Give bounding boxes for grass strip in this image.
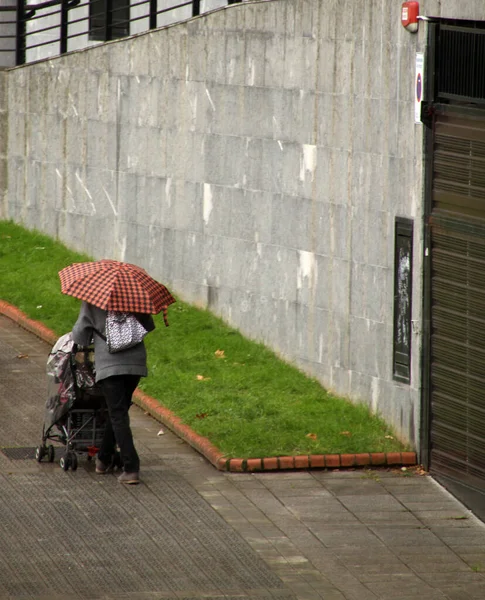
[0,220,409,458]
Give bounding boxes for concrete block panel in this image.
[263,34,285,89]
[170,178,202,232]
[186,30,209,82]
[200,232,225,288]
[440,0,485,20]
[348,315,379,377]
[270,87,293,142]
[6,113,25,160]
[256,243,299,305]
[161,227,185,283]
[223,1,245,32]
[81,215,114,260]
[350,201,368,265]
[328,257,351,321]
[289,90,316,146]
[200,182,231,237]
[137,176,167,228]
[117,124,150,173]
[314,253,332,311]
[271,193,310,251]
[205,31,227,83]
[82,167,116,220]
[316,38,336,95]
[348,370,373,410]
[182,131,205,183]
[141,125,165,178]
[367,210,391,269]
[202,132,226,185]
[230,187,272,244]
[86,120,115,171]
[349,260,366,319]
[218,235,255,290]
[294,248,319,309]
[26,115,46,163]
[360,263,390,324]
[259,139,290,195]
[225,33,246,86]
[317,94,352,152]
[227,135,248,187]
[244,32,266,88]
[60,210,88,255]
[283,34,305,90]
[204,82,244,136]
[253,1,282,34]
[314,147,345,206]
[181,229,205,282]
[241,85,274,139]
[334,0,354,42]
[318,202,349,261]
[334,38,353,97]
[329,365,351,397]
[240,137,262,190]
[126,76,160,128]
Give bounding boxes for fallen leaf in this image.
[196,413,208,419]
[340,431,352,436]
[385,435,394,440]
[306,433,317,440]
[16,353,29,359]
[157,429,165,436]
[214,349,225,358]
[196,374,211,381]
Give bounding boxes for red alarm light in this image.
[401,1,419,33]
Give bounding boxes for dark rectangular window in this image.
[89,0,129,42]
[393,217,413,384]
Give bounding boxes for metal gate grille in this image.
[437,24,485,103]
[430,111,485,491]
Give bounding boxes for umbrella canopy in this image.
[59,260,176,324]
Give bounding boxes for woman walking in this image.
[72,301,155,484]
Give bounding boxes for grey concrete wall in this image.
[4,0,481,448]
[0,70,6,208]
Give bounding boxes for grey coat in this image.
[71,302,155,382]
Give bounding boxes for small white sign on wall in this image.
[415,52,425,123]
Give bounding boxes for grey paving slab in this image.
[2,314,485,600]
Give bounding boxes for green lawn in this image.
[0,220,409,458]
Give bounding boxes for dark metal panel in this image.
[429,109,485,496]
[393,218,414,384]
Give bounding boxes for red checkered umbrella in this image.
[59,260,176,325]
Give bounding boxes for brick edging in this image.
[0,300,58,346]
[0,301,418,472]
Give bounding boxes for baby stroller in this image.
[36,332,117,471]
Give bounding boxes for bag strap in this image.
[93,328,107,342]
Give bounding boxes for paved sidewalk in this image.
[1,315,485,600]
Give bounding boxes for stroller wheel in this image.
[60,455,70,471]
[70,452,78,471]
[35,446,45,463]
[47,445,55,463]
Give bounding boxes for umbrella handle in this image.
[163,306,169,327]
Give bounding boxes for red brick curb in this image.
[0,300,58,346]
[0,301,418,472]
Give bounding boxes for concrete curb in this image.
[0,301,418,472]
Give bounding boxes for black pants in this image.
[98,375,140,473]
